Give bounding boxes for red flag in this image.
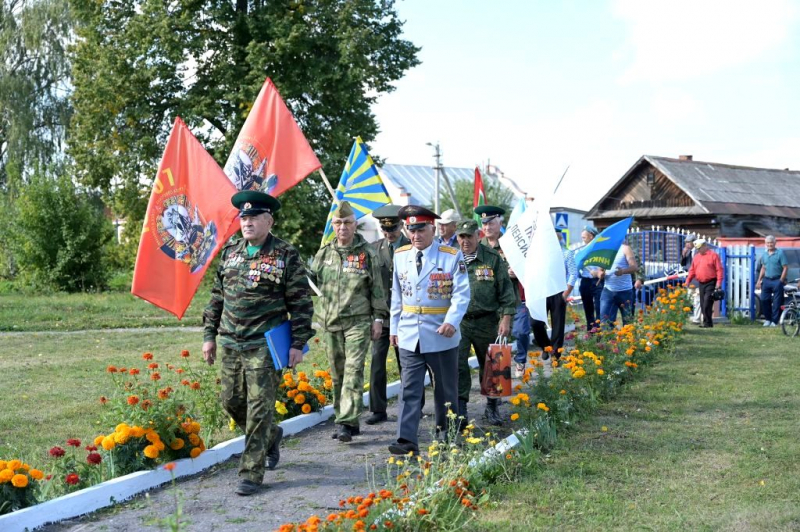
[223,78,322,197]
[132,117,239,319]
[473,167,486,224]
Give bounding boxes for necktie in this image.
[416,251,423,274]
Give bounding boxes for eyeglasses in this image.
[332,220,355,227]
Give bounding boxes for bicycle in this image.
[779,279,800,337]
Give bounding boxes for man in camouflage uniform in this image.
[455,219,515,426]
[365,205,409,425]
[310,201,388,442]
[203,190,314,496]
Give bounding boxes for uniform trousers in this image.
[396,344,459,446]
[221,344,281,483]
[323,319,371,427]
[457,314,499,405]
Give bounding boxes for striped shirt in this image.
[604,247,633,292]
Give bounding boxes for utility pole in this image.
[427,142,441,214]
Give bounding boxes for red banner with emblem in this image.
[222,77,322,197]
[132,117,239,319]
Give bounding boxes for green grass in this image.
[0,330,335,462]
[0,290,210,331]
[471,323,800,531]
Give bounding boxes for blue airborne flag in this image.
[573,217,633,271]
[321,137,391,245]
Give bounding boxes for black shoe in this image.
[388,440,419,456]
[484,399,504,426]
[365,412,388,425]
[266,426,283,470]
[541,351,550,361]
[337,424,360,443]
[458,399,469,431]
[235,479,261,496]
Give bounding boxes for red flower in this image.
[148,363,159,370]
[66,438,81,447]
[106,365,118,373]
[118,367,127,373]
[85,445,98,452]
[141,399,153,411]
[127,395,140,406]
[86,453,102,465]
[99,396,108,405]
[190,382,201,390]
[181,379,190,386]
[157,388,170,400]
[49,446,66,458]
[150,372,161,381]
[142,352,154,360]
[176,368,185,374]
[65,473,80,485]
[163,462,176,471]
[129,368,141,376]
[180,350,190,358]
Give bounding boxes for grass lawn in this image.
[0,328,393,462]
[0,290,209,331]
[471,323,800,531]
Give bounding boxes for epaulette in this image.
[438,245,458,255]
[396,244,412,253]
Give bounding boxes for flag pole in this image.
[552,165,570,195]
[317,168,337,200]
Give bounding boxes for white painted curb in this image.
[1,357,480,531]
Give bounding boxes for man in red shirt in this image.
[684,239,724,328]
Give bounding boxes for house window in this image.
[646,171,655,187]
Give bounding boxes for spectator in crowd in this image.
[436,209,461,247]
[681,234,702,324]
[755,235,789,327]
[577,225,603,331]
[598,242,639,328]
[684,239,724,328]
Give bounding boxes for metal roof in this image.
[380,164,474,206]
[588,155,800,218]
[648,156,800,209]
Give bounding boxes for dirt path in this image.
[40,373,525,532]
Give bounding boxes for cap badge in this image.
[243,202,252,210]
[409,216,417,223]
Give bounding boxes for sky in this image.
[370,0,800,211]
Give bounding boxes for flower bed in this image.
[1,349,334,517]
[277,286,691,531]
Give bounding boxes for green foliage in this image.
[0,0,72,193]
[8,173,114,291]
[68,0,421,256]
[438,176,515,219]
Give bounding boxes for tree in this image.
[68,0,420,257]
[437,177,516,221]
[9,173,114,291]
[0,0,72,194]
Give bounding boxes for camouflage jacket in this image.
[464,244,517,318]
[371,233,410,310]
[480,236,521,304]
[309,233,388,331]
[203,234,315,350]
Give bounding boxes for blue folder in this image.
[264,321,309,370]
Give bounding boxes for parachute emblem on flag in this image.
[152,193,218,273]
[224,141,278,193]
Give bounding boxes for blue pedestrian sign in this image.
[554,212,569,229]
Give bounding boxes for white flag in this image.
[499,198,566,322]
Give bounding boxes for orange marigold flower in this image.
[317,395,327,405]
[358,509,369,518]
[170,438,185,450]
[294,394,306,405]
[127,395,140,406]
[327,514,339,522]
[190,447,202,459]
[144,445,159,459]
[142,352,154,360]
[301,404,312,414]
[163,462,176,471]
[106,365,118,373]
[180,350,190,358]
[29,468,44,480]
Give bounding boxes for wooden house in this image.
[586,155,800,238]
